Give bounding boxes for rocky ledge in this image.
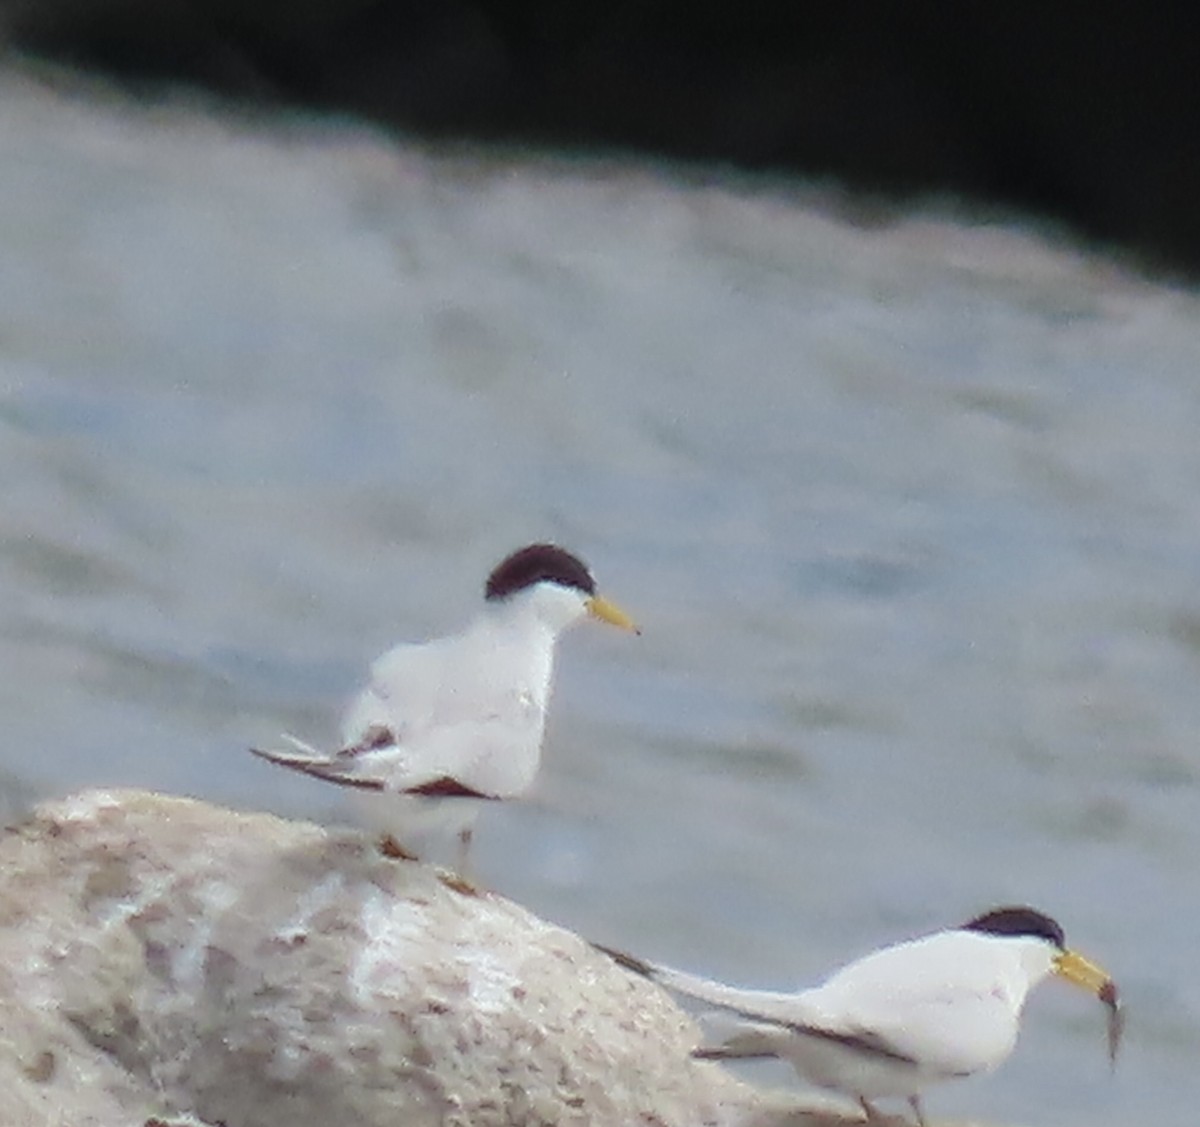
[0,788,861,1127]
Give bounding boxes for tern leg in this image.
[456,826,474,877]
[436,827,482,896]
[859,1098,882,1123]
[907,1096,927,1127]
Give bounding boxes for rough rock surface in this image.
[0,789,851,1127]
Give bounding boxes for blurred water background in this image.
[2,63,1197,1127]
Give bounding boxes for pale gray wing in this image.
[595,945,819,1027]
[598,937,1015,1075]
[692,1014,798,1061]
[654,975,914,1064]
[336,633,544,797]
[797,934,1021,1076]
[341,636,449,747]
[248,729,464,794]
[799,986,1016,1076]
[593,946,864,1062]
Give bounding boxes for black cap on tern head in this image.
[485,544,596,602]
[961,906,1066,949]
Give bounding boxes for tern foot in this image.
[378,834,419,861]
[858,1099,887,1124]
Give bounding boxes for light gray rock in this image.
[0,789,855,1127]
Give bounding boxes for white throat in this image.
[982,935,1058,1016]
[487,581,590,638]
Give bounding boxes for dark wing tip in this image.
[249,747,387,791]
[782,1022,920,1066]
[403,776,498,799]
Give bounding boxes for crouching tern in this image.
[251,543,638,870]
[596,906,1121,1126]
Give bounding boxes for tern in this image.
[251,543,638,871]
[596,906,1121,1125]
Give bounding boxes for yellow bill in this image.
[587,595,641,634]
[1055,949,1123,1069]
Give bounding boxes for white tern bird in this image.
[252,543,638,874]
[596,905,1121,1126]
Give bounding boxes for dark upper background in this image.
[2,1,1197,276]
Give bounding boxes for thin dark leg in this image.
[436,827,481,896]
[456,826,473,877]
[908,1096,927,1127]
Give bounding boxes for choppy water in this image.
[3,64,1199,1127]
